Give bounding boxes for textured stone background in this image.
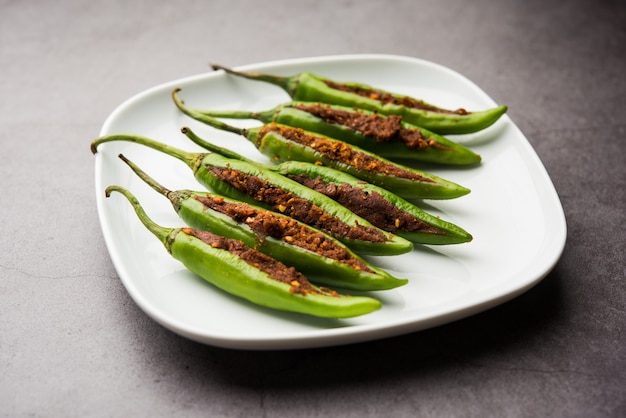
[1,0,624,416]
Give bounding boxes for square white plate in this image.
[94,54,566,350]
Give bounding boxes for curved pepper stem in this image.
[181,127,279,173]
[91,133,204,173]
[172,88,247,137]
[172,87,274,122]
[198,108,266,121]
[105,185,174,247]
[117,154,188,211]
[180,126,254,163]
[211,64,297,96]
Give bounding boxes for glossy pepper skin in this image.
[91,133,413,256]
[211,64,507,135]
[187,100,481,166]
[104,185,382,318]
[172,91,469,200]
[117,153,407,290]
[176,131,472,246]
[274,161,473,245]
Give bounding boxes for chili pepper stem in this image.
[105,185,173,246]
[173,88,269,122]
[181,127,281,174]
[180,126,255,163]
[200,108,262,121]
[117,153,186,211]
[211,64,294,94]
[172,88,247,137]
[91,133,204,173]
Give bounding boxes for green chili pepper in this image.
[105,185,382,318]
[91,133,413,256]
[274,161,473,245]
[182,99,481,165]
[172,92,469,200]
[117,153,407,290]
[211,64,507,135]
[178,130,472,245]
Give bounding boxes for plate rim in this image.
[94,53,567,350]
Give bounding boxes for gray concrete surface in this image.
[1,0,624,416]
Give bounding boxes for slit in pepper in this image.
[208,167,388,243]
[324,81,469,115]
[293,103,452,151]
[194,195,374,272]
[287,175,445,235]
[258,125,435,183]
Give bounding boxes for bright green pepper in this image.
[117,153,407,290]
[178,130,472,246]
[91,133,413,256]
[172,93,469,200]
[211,64,507,135]
[274,161,473,245]
[179,98,481,165]
[105,185,382,318]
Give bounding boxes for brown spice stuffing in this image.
[208,167,388,243]
[194,195,373,272]
[324,81,469,115]
[295,103,402,142]
[293,103,452,151]
[259,124,435,183]
[289,175,445,235]
[183,228,324,295]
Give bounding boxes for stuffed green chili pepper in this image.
[179,129,472,246]
[211,64,507,135]
[172,92,469,200]
[91,133,413,256]
[105,185,381,318]
[274,161,473,245]
[117,153,407,290]
[178,98,481,165]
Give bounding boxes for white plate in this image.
[94,54,566,350]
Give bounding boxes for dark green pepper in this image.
[172,92,470,200]
[180,98,481,165]
[117,153,407,290]
[105,185,382,318]
[211,64,507,135]
[178,130,472,246]
[91,133,413,256]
